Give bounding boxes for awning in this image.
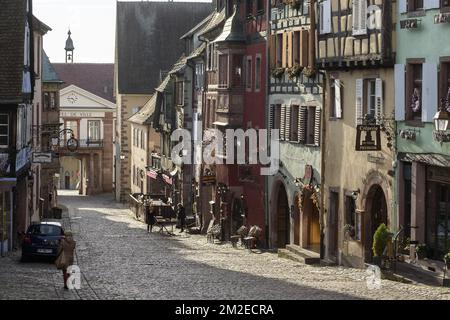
[398,152,450,168]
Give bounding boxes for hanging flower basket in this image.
[287,63,303,79]
[411,88,421,113]
[271,67,285,79]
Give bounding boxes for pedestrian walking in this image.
[145,201,156,233]
[177,203,186,233]
[55,231,76,289]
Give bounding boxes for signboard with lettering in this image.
[32,152,52,164]
[400,19,419,29]
[355,125,381,151]
[60,111,104,118]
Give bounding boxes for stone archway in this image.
[363,184,389,262]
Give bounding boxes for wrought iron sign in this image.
[356,125,381,151]
[435,13,450,24]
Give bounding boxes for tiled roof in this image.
[42,52,62,83]
[128,94,156,125]
[0,0,26,103]
[52,63,115,102]
[116,1,212,95]
[198,8,226,38]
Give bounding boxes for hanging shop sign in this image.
[66,138,79,152]
[400,19,420,29]
[435,13,450,24]
[355,125,381,151]
[32,152,53,164]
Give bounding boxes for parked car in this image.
[21,221,65,262]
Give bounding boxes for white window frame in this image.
[0,114,9,148]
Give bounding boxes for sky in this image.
[34,0,211,64]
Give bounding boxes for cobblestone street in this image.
[1,191,449,300]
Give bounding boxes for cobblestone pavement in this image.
[1,191,449,300]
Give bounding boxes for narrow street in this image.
[0,191,449,300]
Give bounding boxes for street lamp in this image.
[433,99,450,143]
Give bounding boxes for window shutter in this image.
[287,32,293,68]
[314,108,321,147]
[299,29,309,67]
[424,0,440,10]
[280,104,286,140]
[282,32,287,68]
[355,78,363,126]
[399,0,407,13]
[422,63,438,123]
[352,0,367,36]
[375,78,383,124]
[320,0,332,34]
[395,64,406,121]
[270,35,277,69]
[298,106,307,144]
[335,79,342,119]
[285,104,291,141]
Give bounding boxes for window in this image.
[442,0,450,12]
[345,195,358,240]
[195,63,204,89]
[276,34,283,68]
[290,105,299,142]
[87,120,100,141]
[330,79,342,119]
[408,0,424,12]
[65,120,78,140]
[0,114,9,148]
[43,92,56,110]
[356,78,383,125]
[140,130,144,149]
[256,0,264,14]
[175,81,184,105]
[255,55,261,91]
[352,0,367,36]
[219,54,229,88]
[406,62,423,121]
[440,60,450,102]
[232,55,243,87]
[245,56,252,90]
[207,44,217,71]
[319,0,331,34]
[306,106,316,145]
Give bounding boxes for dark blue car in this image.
[21,222,65,262]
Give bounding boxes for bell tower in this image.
[65,30,75,63]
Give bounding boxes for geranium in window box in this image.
[271,67,285,79]
[287,63,303,79]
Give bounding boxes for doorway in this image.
[328,190,339,259]
[294,195,300,246]
[65,174,70,190]
[276,184,290,248]
[365,184,388,262]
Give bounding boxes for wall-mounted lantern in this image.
[433,99,450,143]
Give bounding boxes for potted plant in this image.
[415,244,427,260]
[372,223,390,266]
[287,63,303,79]
[444,253,450,268]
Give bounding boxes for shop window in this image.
[0,114,9,148]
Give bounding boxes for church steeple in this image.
[65,30,74,63]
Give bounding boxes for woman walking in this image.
[55,231,76,289]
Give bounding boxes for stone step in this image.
[278,245,321,265]
[285,244,321,265]
[278,249,307,264]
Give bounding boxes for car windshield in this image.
[28,224,62,236]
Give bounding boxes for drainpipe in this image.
[264,0,270,249]
[319,69,326,260]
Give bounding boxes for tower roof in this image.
[213,5,245,43]
[65,30,74,51]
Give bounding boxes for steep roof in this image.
[52,63,115,102]
[0,0,26,103]
[128,94,157,125]
[42,52,62,83]
[116,1,212,95]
